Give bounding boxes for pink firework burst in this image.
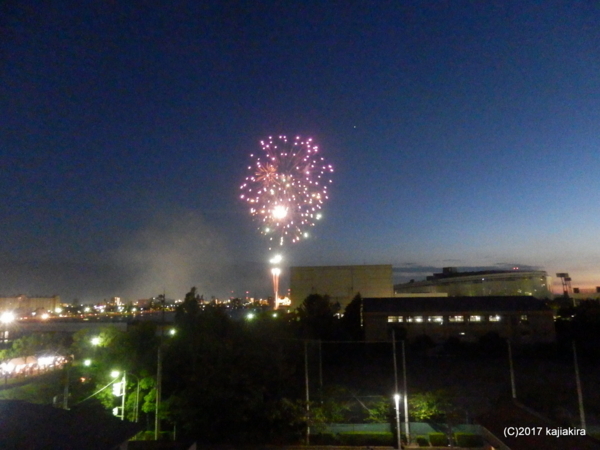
[240,135,334,248]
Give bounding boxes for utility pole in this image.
[392,330,402,448]
[63,358,71,410]
[121,371,127,420]
[155,339,162,439]
[394,394,401,450]
[318,339,323,404]
[402,340,410,444]
[304,340,310,445]
[573,341,586,431]
[135,378,140,422]
[155,292,165,440]
[507,340,517,399]
[392,329,399,393]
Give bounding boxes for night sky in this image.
[2,1,600,302]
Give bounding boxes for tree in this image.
[296,294,340,340]
[175,287,201,325]
[408,390,451,421]
[309,385,353,430]
[365,396,393,423]
[340,293,363,340]
[69,323,159,425]
[164,293,305,444]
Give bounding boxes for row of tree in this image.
[3,292,598,443]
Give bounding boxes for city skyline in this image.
[1,1,600,302]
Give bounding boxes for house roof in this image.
[362,296,552,314]
[0,400,142,450]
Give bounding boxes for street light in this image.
[394,393,402,450]
[110,370,126,421]
[1,312,15,343]
[0,311,15,324]
[91,336,101,346]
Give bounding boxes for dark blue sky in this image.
[1,1,599,302]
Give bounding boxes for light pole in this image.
[155,343,162,439]
[394,393,402,450]
[111,370,124,419]
[304,340,310,446]
[573,341,586,431]
[507,339,517,399]
[401,340,410,443]
[121,371,127,421]
[63,356,73,410]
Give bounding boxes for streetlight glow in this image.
[0,312,15,324]
[393,393,401,450]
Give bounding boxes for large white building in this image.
[394,267,552,299]
[289,264,393,309]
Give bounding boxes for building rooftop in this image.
[0,400,141,450]
[424,267,547,282]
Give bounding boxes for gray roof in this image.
[0,400,142,450]
[363,296,552,314]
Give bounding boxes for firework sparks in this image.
[240,135,334,248]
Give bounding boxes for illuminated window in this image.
[520,315,528,321]
[406,316,423,323]
[489,315,501,322]
[428,316,444,323]
[448,315,464,322]
[469,315,482,322]
[387,316,403,323]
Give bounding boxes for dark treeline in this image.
[3,293,599,443]
[64,290,365,444]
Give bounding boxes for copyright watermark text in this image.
[503,427,586,438]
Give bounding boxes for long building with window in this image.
[0,295,60,316]
[394,267,552,298]
[363,296,556,344]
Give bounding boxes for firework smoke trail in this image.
[240,135,334,249]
